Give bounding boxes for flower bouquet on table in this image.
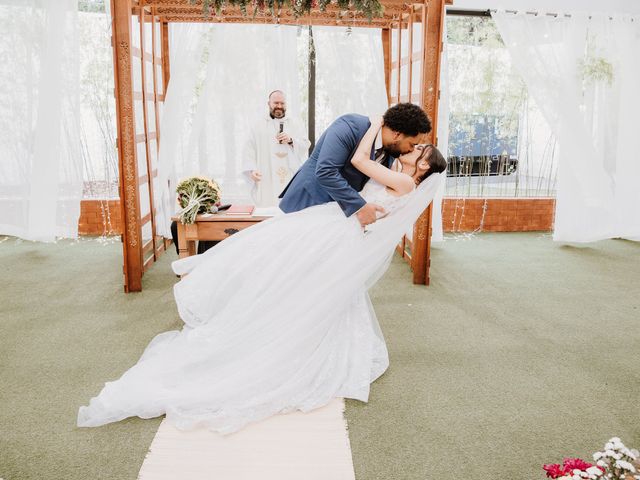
[543,438,639,480]
[176,176,221,224]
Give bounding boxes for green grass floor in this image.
[348,233,640,480]
[0,233,638,480]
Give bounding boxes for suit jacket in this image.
[279,114,393,217]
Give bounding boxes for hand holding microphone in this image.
[276,122,292,145]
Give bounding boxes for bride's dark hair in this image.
[415,144,447,185]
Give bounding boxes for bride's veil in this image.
[331,172,444,292]
[362,172,443,288]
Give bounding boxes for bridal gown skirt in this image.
[78,203,390,434]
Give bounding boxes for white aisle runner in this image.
[138,398,356,480]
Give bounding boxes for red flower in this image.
[543,463,569,478]
[563,458,593,471]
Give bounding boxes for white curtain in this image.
[156,24,301,237]
[431,17,449,243]
[0,0,82,241]
[313,27,388,135]
[493,11,640,242]
[155,23,209,237]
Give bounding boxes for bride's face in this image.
[398,145,428,173]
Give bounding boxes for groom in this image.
[279,103,431,226]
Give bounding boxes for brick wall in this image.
[78,200,123,235]
[443,198,555,232]
[78,198,556,235]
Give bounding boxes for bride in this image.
[78,117,447,434]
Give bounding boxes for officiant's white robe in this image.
[242,114,310,207]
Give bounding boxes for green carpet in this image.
[0,233,638,480]
[0,237,180,480]
[347,233,640,480]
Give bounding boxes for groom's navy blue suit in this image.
[279,114,393,217]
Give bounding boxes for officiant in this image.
[242,90,310,207]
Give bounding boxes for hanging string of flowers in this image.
[191,0,384,20]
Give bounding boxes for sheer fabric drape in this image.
[313,27,388,135]
[0,0,82,241]
[493,11,640,242]
[155,25,391,237]
[155,24,302,236]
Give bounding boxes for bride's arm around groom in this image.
[279,114,377,217]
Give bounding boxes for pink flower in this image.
[563,458,594,471]
[544,464,569,478]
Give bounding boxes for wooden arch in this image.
[110,0,449,292]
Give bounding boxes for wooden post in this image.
[160,21,170,94]
[395,20,402,103]
[138,8,159,265]
[150,12,166,256]
[412,0,445,285]
[111,0,143,292]
[382,28,391,105]
[407,5,414,102]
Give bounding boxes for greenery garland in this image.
[191,0,384,20]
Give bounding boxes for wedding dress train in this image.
[78,177,441,433]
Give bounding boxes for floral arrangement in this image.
[191,0,384,20]
[176,176,221,225]
[543,438,639,480]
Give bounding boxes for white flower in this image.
[615,460,636,472]
[597,460,607,468]
[586,466,603,476]
[629,449,639,460]
[605,450,616,457]
[605,443,615,451]
[593,452,603,461]
[572,475,582,480]
[611,441,624,450]
[609,437,621,443]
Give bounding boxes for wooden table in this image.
[172,213,270,259]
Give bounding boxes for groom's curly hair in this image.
[383,103,432,137]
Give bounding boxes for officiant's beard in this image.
[271,107,286,118]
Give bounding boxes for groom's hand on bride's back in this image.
[356,203,385,227]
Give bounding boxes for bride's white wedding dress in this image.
[78,177,441,434]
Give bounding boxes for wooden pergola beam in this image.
[159,15,400,27]
[111,0,143,292]
[152,4,408,14]
[142,0,410,8]
[140,0,452,27]
[411,0,445,285]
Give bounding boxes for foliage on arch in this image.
[192,0,384,20]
